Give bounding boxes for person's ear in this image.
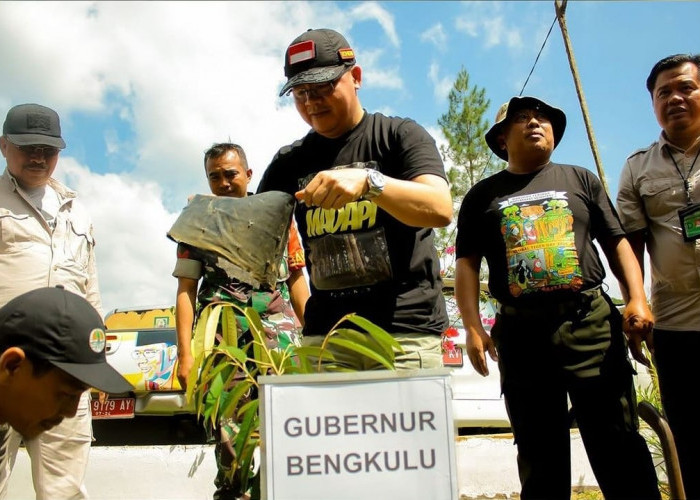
[0,347,27,376]
[0,136,8,159]
[350,66,362,90]
[246,169,253,182]
[497,134,507,153]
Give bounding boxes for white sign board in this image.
[259,369,457,500]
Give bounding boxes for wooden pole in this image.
[554,0,610,195]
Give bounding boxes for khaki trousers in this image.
[303,332,443,371]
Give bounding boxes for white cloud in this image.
[0,1,351,313]
[506,29,524,50]
[428,63,454,102]
[454,3,528,52]
[455,18,478,38]
[358,49,403,91]
[420,23,447,51]
[54,158,180,313]
[0,0,426,316]
[349,1,399,47]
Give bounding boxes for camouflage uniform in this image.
[173,222,304,499]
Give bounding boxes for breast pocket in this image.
[63,219,95,270]
[0,209,40,253]
[639,178,680,222]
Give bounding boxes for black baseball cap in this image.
[3,103,66,149]
[484,96,566,161]
[0,287,132,394]
[279,28,356,97]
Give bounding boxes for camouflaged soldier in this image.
[170,142,309,499]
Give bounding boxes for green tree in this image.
[436,67,504,276]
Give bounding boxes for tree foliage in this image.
[436,67,505,273]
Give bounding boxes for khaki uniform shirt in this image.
[617,134,700,330]
[0,169,102,313]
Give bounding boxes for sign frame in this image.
[259,368,458,500]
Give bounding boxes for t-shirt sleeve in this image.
[394,119,447,181]
[616,159,648,234]
[455,184,485,259]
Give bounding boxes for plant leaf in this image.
[340,314,404,357]
[219,380,253,420]
[327,337,395,370]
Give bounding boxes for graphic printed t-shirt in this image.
[456,162,624,307]
[258,111,449,337]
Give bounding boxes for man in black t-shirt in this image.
[257,28,452,369]
[454,96,660,499]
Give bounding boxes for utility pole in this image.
[554,0,610,195]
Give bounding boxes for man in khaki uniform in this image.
[0,104,101,500]
[617,53,700,498]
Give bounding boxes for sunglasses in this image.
[11,142,60,158]
[289,81,338,102]
[287,68,351,102]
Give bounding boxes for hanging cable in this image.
[519,16,557,96]
[439,12,558,264]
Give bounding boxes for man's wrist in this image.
[363,168,385,200]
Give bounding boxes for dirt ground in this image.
[461,486,670,500]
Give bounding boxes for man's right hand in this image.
[466,325,498,377]
[177,353,194,390]
[622,296,654,367]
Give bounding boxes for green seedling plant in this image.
[186,301,404,499]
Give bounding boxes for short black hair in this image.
[203,143,248,169]
[646,53,700,94]
[0,344,55,376]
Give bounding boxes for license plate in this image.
[91,397,135,419]
[442,345,464,367]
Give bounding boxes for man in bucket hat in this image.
[0,104,104,499]
[258,28,452,369]
[453,96,660,499]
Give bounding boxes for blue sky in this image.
[1,1,699,312]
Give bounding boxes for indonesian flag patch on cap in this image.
[288,40,316,66]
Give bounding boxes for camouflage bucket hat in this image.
[484,96,566,160]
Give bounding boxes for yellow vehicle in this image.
[91,306,194,419]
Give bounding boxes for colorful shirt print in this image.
[499,190,583,297]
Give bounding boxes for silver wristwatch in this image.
[364,168,385,200]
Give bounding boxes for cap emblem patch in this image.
[88,328,106,353]
[26,113,51,132]
[288,40,316,65]
[338,48,354,61]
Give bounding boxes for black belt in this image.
[497,286,603,318]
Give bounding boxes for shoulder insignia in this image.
[626,141,656,160]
